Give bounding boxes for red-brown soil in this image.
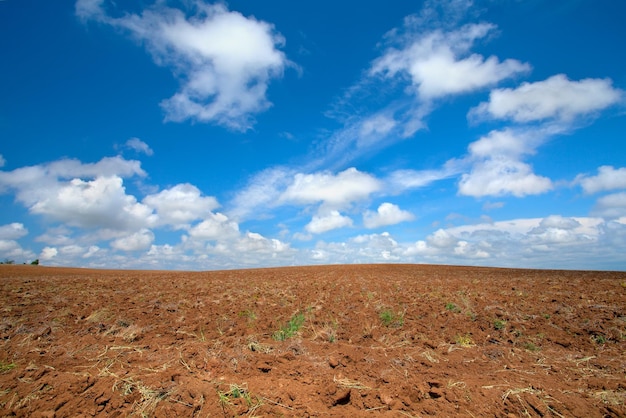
[0,264,625,417]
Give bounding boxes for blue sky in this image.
[1,0,625,270]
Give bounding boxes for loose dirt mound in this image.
[1,264,624,417]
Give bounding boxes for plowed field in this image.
[1,264,625,417]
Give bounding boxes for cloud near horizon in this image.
[0,152,625,270]
[0,155,294,267]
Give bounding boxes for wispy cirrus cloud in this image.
[76,0,292,130]
[228,166,295,221]
[124,138,154,156]
[315,1,529,171]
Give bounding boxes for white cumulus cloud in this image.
[459,156,552,198]
[233,232,291,255]
[0,239,35,261]
[459,129,552,197]
[592,192,626,219]
[576,166,626,195]
[0,157,153,232]
[30,176,155,230]
[371,23,530,100]
[76,0,291,130]
[280,167,381,209]
[188,212,240,241]
[0,156,145,215]
[470,74,623,123]
[305,210,353,234]
[467,128,536,158]
[527,216,590,245]
[363,202,415,228]
[40,246,58,261]
[111,229,155,252]
[0,223,28,240]
[144,183,219,228]
[313,232,400,263]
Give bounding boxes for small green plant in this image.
[379,309,404,328]
[0,361,16,373]
[217,383,261,414]
[272,312,305,341]
[591,334,606,344]
[523,341,540,352]
[238,309,256,320]
[315,318,338,343]
[445,303,461,313]
[494,319,507,330]
[229,384,251,404]
[379,309,393,325]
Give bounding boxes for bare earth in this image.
[1,264,625,417]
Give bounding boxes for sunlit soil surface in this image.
[1,264,625,417]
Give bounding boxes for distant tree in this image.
[30,259,39,266]
[2,259,15,265]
